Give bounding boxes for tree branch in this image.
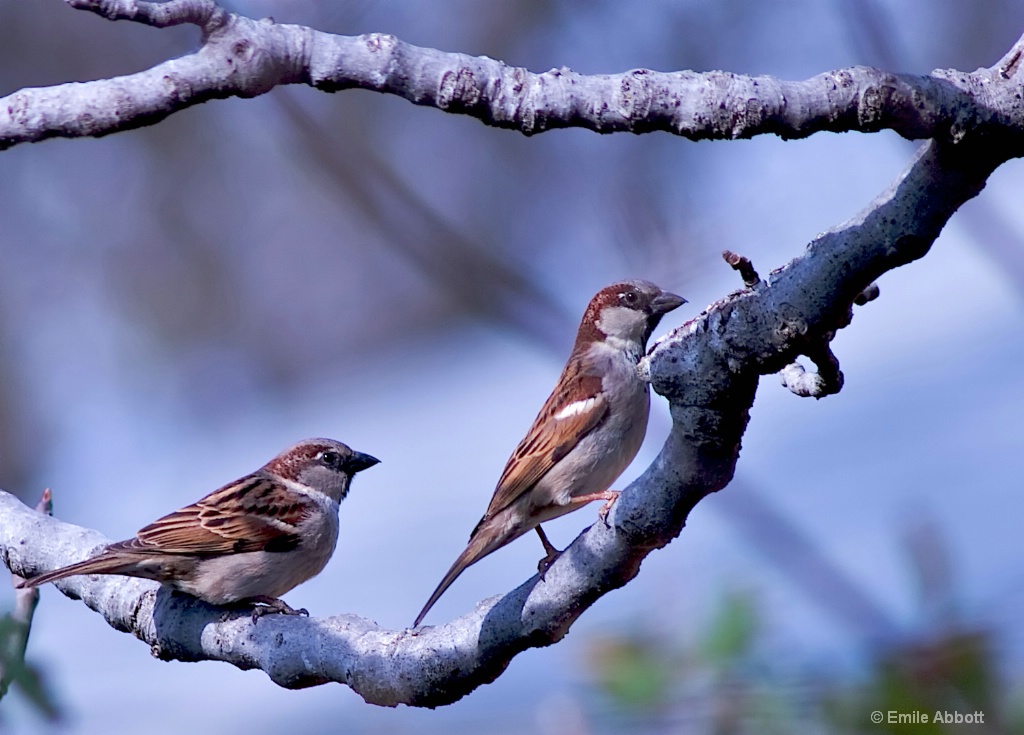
[1,0,1022,150]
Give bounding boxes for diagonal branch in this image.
[0,125,1013,704]
[1,0,1022,150]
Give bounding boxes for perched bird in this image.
[414,280,685,626]
[18,438,379,621]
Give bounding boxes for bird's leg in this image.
[535,525,561,577]
[569,489,621,526]
[247,595,309,624]
[535,490,622,578]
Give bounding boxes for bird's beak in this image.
[651,290,687,315]
[347,452,381,473]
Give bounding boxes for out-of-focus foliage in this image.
[824,628,1009,734]
[584,588,805,734]
[0,614,61,723]
[701,590,758,664]
[822,522,1023,734]
[587,632,678,711]
[585,524,1024,734]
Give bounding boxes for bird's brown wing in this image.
[477,360,607,529]
[110,474,312,556]
[415,357,609,627]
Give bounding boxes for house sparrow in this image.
[413,280,685,626]
[17,438,379,621]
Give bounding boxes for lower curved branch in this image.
[0,420,715,709]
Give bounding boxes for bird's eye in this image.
[620,291,640,306]
[319,450,342,468]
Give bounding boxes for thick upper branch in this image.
[0,1,1022,149]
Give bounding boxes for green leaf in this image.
[701,589,759,664]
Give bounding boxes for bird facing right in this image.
[414,280,686,626]
[17,438,379,621]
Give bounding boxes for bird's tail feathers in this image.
[15,553,138,589]
[413,523,512,628]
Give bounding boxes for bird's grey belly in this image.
[172,515,339,604]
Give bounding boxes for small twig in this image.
[854,282,880,306]
[780,341,844,399]
[0,490,53,704]
[779,281,874,399]
[1000,47,1023,80]
[722,250,761,288]
[34,489,52,517]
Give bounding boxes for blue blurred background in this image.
[2,0,1024,732]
